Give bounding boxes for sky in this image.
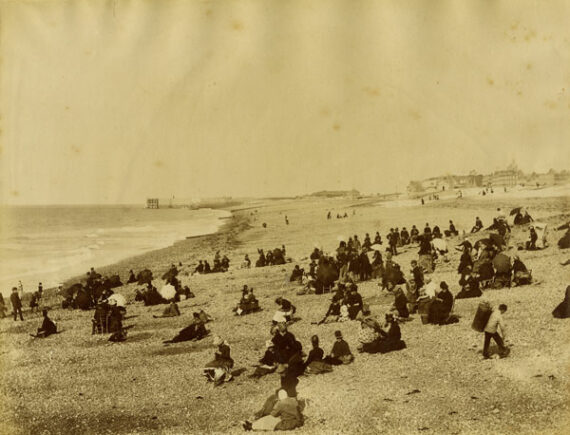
[1,0,569,205]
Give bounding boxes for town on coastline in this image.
[147,163,570,208]
[406,162,570,198]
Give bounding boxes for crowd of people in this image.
[3,202,570,433]
[255,246,287,267]
[193,251,231,274]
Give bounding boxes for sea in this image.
[0,205,231,296]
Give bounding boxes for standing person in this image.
[410,260,424,289]
[18,280,24,300]
[526,226,538,250]
[483,304,509,359]
[388,229,398,255]
[38,282,43,299]
[10,287,24,321]
[29,291,41,314]
[0,293,6,318]
[410,225,420,243]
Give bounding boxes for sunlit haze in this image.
[1,0,569,205]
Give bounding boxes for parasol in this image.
[107,294,126,308]
[159,284,176,300]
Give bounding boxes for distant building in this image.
[146,198,159,209]
[491,169,519,187]
[407,162,568,195]
[310,189,360,198]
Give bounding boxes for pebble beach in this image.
[1,188,569,434]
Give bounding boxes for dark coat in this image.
[10,293,22,309]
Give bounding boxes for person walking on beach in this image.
[11,287,24,321]
[483,304,509,359]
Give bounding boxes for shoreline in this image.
[59,209,248,290]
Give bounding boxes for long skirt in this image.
[252,415,280,431]
[306,360,333,374]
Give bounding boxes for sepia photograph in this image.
[1,1,569,433]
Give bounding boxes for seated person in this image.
[373,232,382,245]
[400,227,410,245]
[127,269,137,283]
[346,285,364,320]
[250,340,278,379]
[457,247,473,275]
[338,304,350,322]
[235,286,260,315]
[289,265,304,283]
[318,296,342,324]
[193,261,204,274]
[107,299,124,333]
[473,249,495,284]
[444,220,459,237]
[558,227,570,249]
[244,389,303,432]
[471,216,484,233]
[221,255,230,271]
[456,266,482,299]
[492,252,512,288]
[432,226,442,239]
[255,249,266,267]
[359,314,406,354]
[405,278,420,314]
[552,285,570,319]
[203,336,234,385]
[362,234,372,250]
[376,313,406,353]
[274,297,296,322]
[33,309,57,338]
[271,323,298,365]
[429,282,454,325]
[512,255,532,286]
[357,317,382,353]
[198,309,213,324]
[163,312,208,343]
[242,254,251,269]
[323,330,354,365]
[391,285,409,319]
[176,285,194,301]
[153,301,181,318]
[304,335,332,374]
[310,247,321,261]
